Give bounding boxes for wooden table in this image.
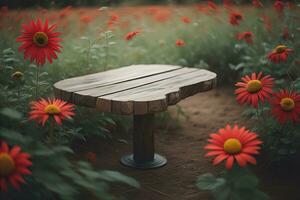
[54,65,217,169]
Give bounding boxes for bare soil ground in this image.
[76,87,300,200]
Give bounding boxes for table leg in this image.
[120,113,167,169]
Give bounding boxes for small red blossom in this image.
[274,0,284,12]
[176,40,185,46]
[154,10,171,22]
[124,30,140,41]
[229,12,243,26]
[207,1,217,10]
[235,72,274,108]
[110,14,120,22]
[80,15,93,23]
[268,45,293,64]
[237,31,254,44]
[271,90,300,124]
[181,16,191,24]
[107,14,120,28]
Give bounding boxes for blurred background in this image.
[0,0,295,8]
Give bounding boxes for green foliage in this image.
[0,107,140,200]
[196,167,269,200]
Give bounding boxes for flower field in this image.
[0,1,300,200]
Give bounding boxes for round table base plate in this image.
[120,154,167,169]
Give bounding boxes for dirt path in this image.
[77,87,299,200]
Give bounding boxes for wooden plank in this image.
[96,69,216,114]
[54,64,182,92]
[73,67,198,107]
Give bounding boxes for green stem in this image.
[87,39,91,71]
[49,118,55,144]
[17,80,21,101]
[35,66,40,99]
[105,32,109,70]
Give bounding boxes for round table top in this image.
[54,64,217,115]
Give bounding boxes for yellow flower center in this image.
[275,45,287,53]
[44,104,61,115]
[224,138,242,154]
[0,153,15,177]
[11,71,24,79]
[246,80,262,93]
[280,98,295,112]
[33,32,49,47]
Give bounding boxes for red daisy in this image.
[268,45,293,64]
[205,125,262,170]
[235,72,274,108]
[29,98,75,126]
[252,0,263,8]
[176,39,185,46]
[237,31,254,44]
[16,18,62,66]
[0,142,32,192]
[229,12,243,26]
[124,30,140,41]
[271,90,300,124]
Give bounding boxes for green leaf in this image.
[232,188,269,200]
[234,174,258,189]
[196,173,226,190]
[213,184,231,200]
[98,171,140,188]
[0,108,22,120]
[0,128,30,144]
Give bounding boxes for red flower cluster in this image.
[235,72,300,124]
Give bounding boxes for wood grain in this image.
[54,65,217,115]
